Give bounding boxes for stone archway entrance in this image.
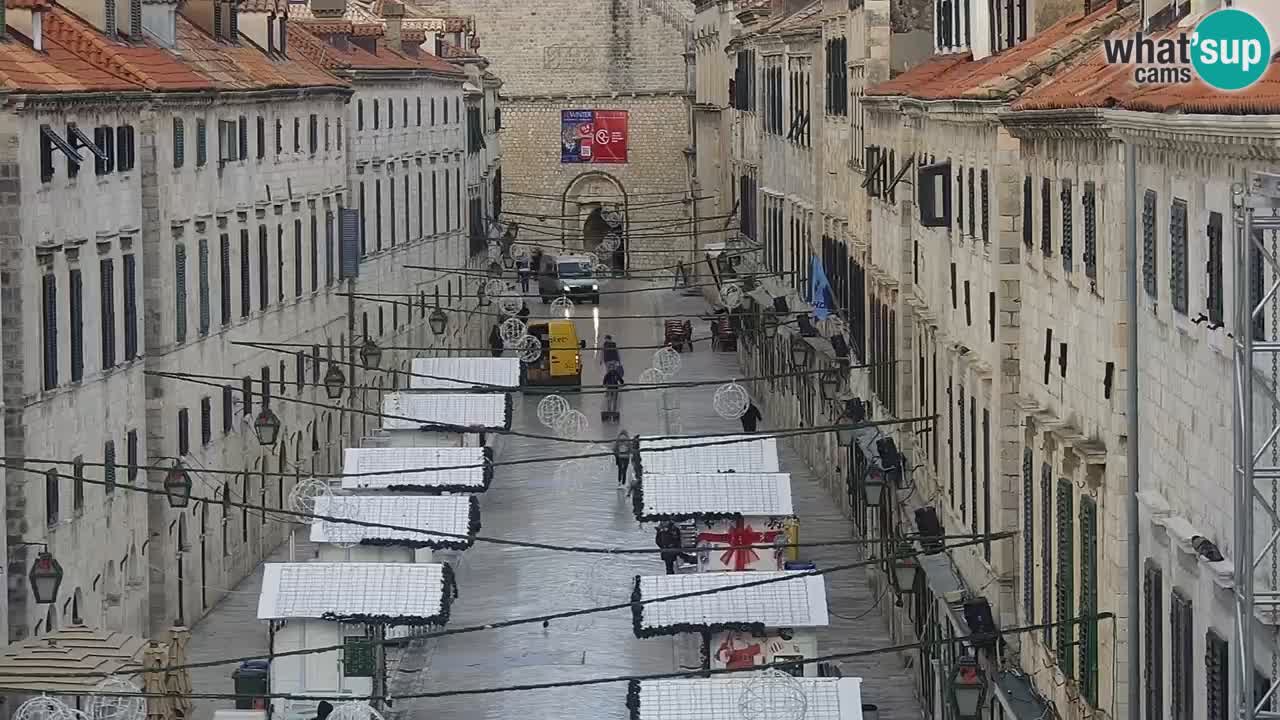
[562,171,629,273]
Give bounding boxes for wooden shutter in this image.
[1055,477,1074,675]
[1022,447,1034,621]
[1080,496,1099,705]
[123,255,137,359]
[1205,630,1228,720]
[1041,463,1053,642]
[174,244,187,342]
[198,237,210,335]
[1171,198,1189,314]
[69,268,83,382]
[1170,588,1193,720]
[1061,179,1073,273]
[42,274,59,389]
[100,258,116,369]
[1142,189,1157,298]
[1022,176,1033,248]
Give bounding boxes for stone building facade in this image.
[415,0,697,269]
[0,0,496,645]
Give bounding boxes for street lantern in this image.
[948,655,987,720]
[819,368,842,401]
[863,467,885,506]
[890,540,919,605]
[790,337,814,368]
[28,551,63,605]
[428,308,449,336]
[323,363,346,400]
[359,339,383,368]
[477,284,491,307]
[253,407,282,447]
[763,310,779,338]
[164,462,193,508]
[502,255,515,269]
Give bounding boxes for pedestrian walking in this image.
[489,324,504,358]
[518,257,531,292]
[603,361,624,421]
[601,334,621,367]
[655,520,695,574]
[613,430,631,487]
[740,402,762,432]
[517,302,530,322]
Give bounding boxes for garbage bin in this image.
[861,704,880,720]
[231,659,270,710]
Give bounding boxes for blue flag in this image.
[810,256,833,320]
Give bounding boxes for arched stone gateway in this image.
[561,171,629,273]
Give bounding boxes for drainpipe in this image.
[1124,140,1141,720]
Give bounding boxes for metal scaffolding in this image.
[1234,171,1280,720]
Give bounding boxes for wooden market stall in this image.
[631,571,829,676]
[631,472,795,572]
[408,358,520,391]
[636,434,780,476]
[339,447,493,494]
[626,678,867,720]
[380,392,512,448]
[257,563,456,717]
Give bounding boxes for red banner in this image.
[589,111,628,164]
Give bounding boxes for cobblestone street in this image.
[184,280,921,720]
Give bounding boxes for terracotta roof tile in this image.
[401,27,425,42]
[43,7,210,91]
[287,21,463,76]
[0,26,141,92]
[173,15,347,90]
[350,22,382,36]
[868,1,1134,101]
[6,0,50,10]
[1013,15,1280,114]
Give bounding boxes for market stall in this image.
[636,434,780,476]
[632,472,794,572]
[310,495,480,563]
[381,392,513,447]
[631,571,829,676]
[625,677,867,720]
[409,358,520,391]
[340,447,494,494]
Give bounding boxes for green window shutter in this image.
[1170,589,1194,720]
[1205,630,1228,720]
[1144,562,1164,720]
[1079,496,1099,705]
[342,636,374,677]
[1022,447,1034,622]
[1041,463,1053,644]
[1055,477,1074,675]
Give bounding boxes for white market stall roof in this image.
[638,434,780,475]
[628,678,865,720]
[310,495,479,549]
[633,473,794,522]
[409,358,521,390]
[340,447,492,493]
[381,392,512,431]
[258,563,455,625]
[632,571,828,636]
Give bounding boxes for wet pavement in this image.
[184,277,922,720]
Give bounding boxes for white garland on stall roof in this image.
[713,380,751,420]
[536,394,571,428]
[738,669,809,720]
[288,478,336,525]
[652,346,682,378]
[499,317,528,345]
[87,677,146,720]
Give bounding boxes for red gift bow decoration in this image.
[697,519,782,571]
[716,632,762,670]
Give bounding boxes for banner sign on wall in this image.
[560,110,629,164]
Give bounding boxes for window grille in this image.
[1041,177,1052,257]
[100,259,116,369]
[1207,212,1223,326]
[174,244,187,342]
[1170,198,1188,315]
[1170,589,1193,720]
[1205,630,1228,720]
[1143,189,1157,298]
[1080,497,1099,704]
[1061,179,1073,273]
[1022,447,1034,621]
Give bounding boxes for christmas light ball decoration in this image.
[599,233,621,252]
[593,262,613,282]
[319,496,362,549]
[87,678,146,720]
[484,278,509,299]
[738,669,809,720]
[637,368,664,385]
[487,244,502,261]
[288,478,335,524]
[498,292,524,317]
[551,295,574,317]
[554,409,590,439]
[714,381,751,420]
[536,394,571,428]
[652,346,682,378]
[515,334,542,363]
[15,697,76,720]
[499,317,527,345]
[721,284,744,309]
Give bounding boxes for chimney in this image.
[382,0,403,46]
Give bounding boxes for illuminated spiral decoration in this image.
[551,295,574,317]
[86,679,146,720]
[554,409,590,439]
[599,233,622,252]
[652,346,682,378]
[738,669,809,720]
[288,478,334,524]
[536,394,571,428]
[484,278,510,299]
[713,381,750,420]
[721,284,744,309]
[515,334,542,364]
[15,697,77,720]
[499,317,527,345]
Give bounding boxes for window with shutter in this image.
[1170,589,1193,720]
[1080,496,1099,704]
[178,407,189,456]
[310,210,318,292]
[1205,629,1228,720]
[1171,198,1189,315]
[1207,212,1224,326]
[979,169,989,243]
[104,441,116,496]
[239,229,250,317]
[72,457,84,514]
[1023,176,1033,248]
[69,268,83,382]
[1041,462,1053,643]
[196,119,207,167]
[403,174,410,242]
[1055,478,1074,675]
[375,180,383,250]
[1083,182,1098,282]
[241,376,253,416]
[45,468,58,526]
[123,255,137,359]
[100,259,116,369]
[946,379,955,502]
[238,115,248,159]
[958,384,966,514]
[258,226,269,310]
[293,117,300,152]
[276,225,284,302]
[198,237,210,336]
[982,409,991,561]
[1252,229,1266,341]
[325,209,335,286]
[200,396,211,446]
[390,176,397,246]
[1041,177,1052,257]
[219,234,231,325]
[294,219,303,298]
[1022,447,1034,620]
[174,244,187,342]
[1143,189,1158,298]
[1143,562,1164,720]
[173,118,185,168]
[275,118,282,155]
[967,167,976,238]
[295,352,304,390]
[308,114,317,154]
[222,385,233,433]
[256,116,265,159]
[964,280,971,326]
[1061,179,1073,273]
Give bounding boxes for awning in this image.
[258,562,455,625]
[409,358,520,390]
[633,472,794,521]
[632,572,829,636]
[638,434,780,475]
[340,446,493,493]
[629,678,865,720]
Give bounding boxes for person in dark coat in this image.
[613,430,631,487]
[740,402,762,432]
[603,361,625,417]
[655,521,695,574]
[600,335,621,367]
[517,302,531,322]
[517,256,532,292]
[488,324,504,358]
[313,701,334,720]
